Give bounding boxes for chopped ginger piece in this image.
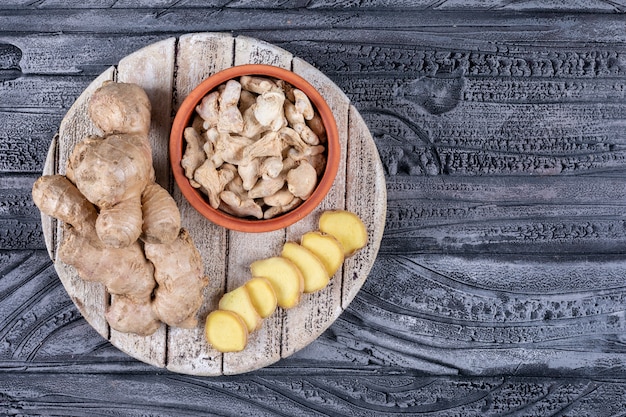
[250,257,303,309]
[281,242,330,293]
[300,231,344,276]
[245,277,278,318]
[319,210,367,256]
[205,310,248,353]
[218,286,262,333]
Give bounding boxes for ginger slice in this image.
[281,242,330,293]
[300,231,345,277]
[250,257,303,309]
[319,210,368,257]
[218,286,262,333]
[244,277,277,319]
[205,310,248,353]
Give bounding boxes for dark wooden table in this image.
[3,2,626,415]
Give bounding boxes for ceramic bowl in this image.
[170,64,340,233]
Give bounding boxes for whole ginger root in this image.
[145,229,209,328]
[33,175,161,336]
[32,82,208,336]
[67,81,179,249]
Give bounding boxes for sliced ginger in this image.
[250,257,303,309]
[244,277,277,318]
[319,210,368,257]
[300,231,344,276]
[204,209,368,353]
[218,286,262,333]
[205,310,248,353]
[281,242,329,293]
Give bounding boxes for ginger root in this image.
[141,183,182,245]
[32,175,98,237]
[182,75,328,220]
[33,82,209,336]
[88,81,152,136]
[145,229,208,328]
[68,81,180,249]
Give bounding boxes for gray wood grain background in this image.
[3,1,626,415]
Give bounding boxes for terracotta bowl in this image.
[170,64,340,233]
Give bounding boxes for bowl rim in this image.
[169,63,341,233]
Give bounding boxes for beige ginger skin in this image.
[182,76,327,220]
[67,82,181,248]
[32,82,207,336]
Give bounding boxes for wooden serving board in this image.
[41,33,386,375]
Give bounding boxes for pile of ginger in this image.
[181,75,328,220]
[33,81,208,336]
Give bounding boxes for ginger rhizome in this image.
[67,82,171,249]
[33,81,207,336]
[182,76,328,220]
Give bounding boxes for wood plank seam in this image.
[221,33,238,376]
[103,64,119,344]
[42,133,59,262]
[340,105,351,311]
[164,37,179,373]
[166,36,180,198]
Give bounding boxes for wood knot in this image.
[0,43,22,82]
[396,75,465,115]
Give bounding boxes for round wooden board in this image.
[41,33,386,376]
